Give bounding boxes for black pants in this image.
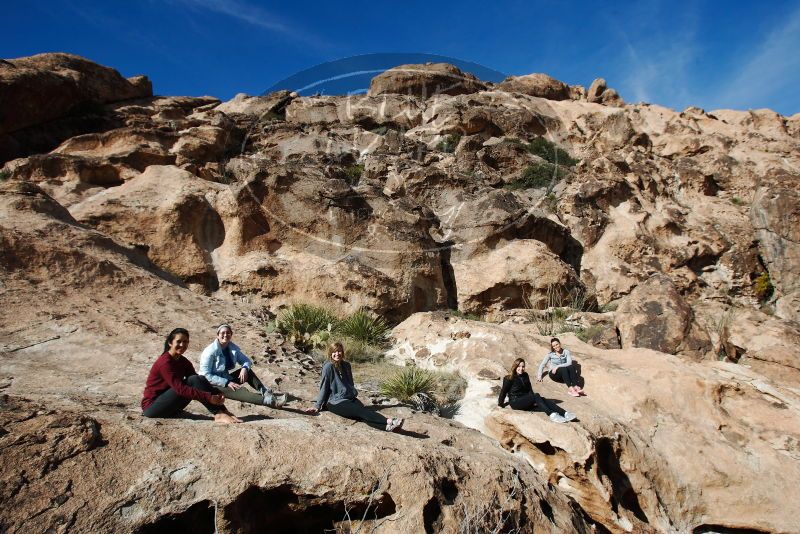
[327,399,388,430]
[509,393,564,416]
[549,364,578,387]
[143,375,223,418]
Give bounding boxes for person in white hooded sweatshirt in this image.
[199,324,287,408]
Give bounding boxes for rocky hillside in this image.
[1,53,799,533]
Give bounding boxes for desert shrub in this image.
[505,163,568,190]
[543,192,558,212]
[575,325,604,343]
[343,164,364,185]
[449,309,485,321]
[525,285,597,336]
[336,308,389,345]
[277,304,339,351]
[526,137,578,166]
[731,196,745,206]
[437,133,461,153]
[380,366,437,402]
[0,169,10,181]
[340,337,385,364]
[754,272,774,302]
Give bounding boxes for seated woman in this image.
[305,342,404,432]
[199,324,287,408]
[142,328,240,424]
[499,358,576,423]
[537,337,585,397]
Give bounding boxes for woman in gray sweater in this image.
[537,337,585,396]
[305,342,404,432]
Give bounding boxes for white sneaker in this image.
[549,412,567,423]
[386,417,404,432]
[563,411,577,422]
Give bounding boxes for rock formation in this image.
[1,53,799,532]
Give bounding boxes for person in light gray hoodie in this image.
[536,337,585,397]
[199,324,287,408]
[305,341,404,432]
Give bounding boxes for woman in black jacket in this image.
[498,358,576,423]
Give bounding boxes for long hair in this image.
[507,357,526,379]
[164,327,190,353]
[327,341,345,373]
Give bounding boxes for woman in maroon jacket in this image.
[141,328,240,424]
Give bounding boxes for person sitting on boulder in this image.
[305,341,404,432]
[537,337,585,397]
[499,358,576,423]
[142,327,240,424]
[199,324,287,408]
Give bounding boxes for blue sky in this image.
[5,0,800,115]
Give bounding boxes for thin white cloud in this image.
[172,0,331,50]
[714,6,800,111]
[606,3,699,109]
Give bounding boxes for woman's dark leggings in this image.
[327,399,388,430]
[549,364,578,387]
[509,393,564,416]
[143,375,223,418]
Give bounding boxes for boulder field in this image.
[1,54,799,532]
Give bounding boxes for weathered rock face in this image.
[388,312,800,534]
[0,180,590,533]
[0,53,153,162]
[368,63,487,97]
[751,169,800,322]
[2,52,800,533]
[497,73,571,101]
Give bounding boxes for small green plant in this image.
[731,197,745,206]
[370,125,394,135]
[380,366,437,402]
[524,284,597,336]
[526,137,578,166]
[276,304,339,351]
[259,111,283,123]
[449,309,485,321]
[0,169,9,181]
[505,163,567,190]
[754,272,774,302]
[543,193,558,213]
[336,308,389,346]
[339,337,385,363]
[575,325,604,343]
[342,164,364,185]
[436,133,461,153]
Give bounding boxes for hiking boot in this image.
[549,412,567,423]
[563,411,577,422]
[274,393,288,408]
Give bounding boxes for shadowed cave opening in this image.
[135,485,396,534]
[595,437,648,524]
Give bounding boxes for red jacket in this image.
[141,352,213,410]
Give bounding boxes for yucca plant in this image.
[380,366,437,402]
[276,304,339,351]
[336,309,389,346]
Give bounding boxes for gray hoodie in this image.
[315,361,358,409]
[537,349,573,378]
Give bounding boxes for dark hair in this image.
[550,337,560,345]
[164,328,190,353]
[507,358,526,378]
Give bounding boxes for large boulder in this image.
[368,63,487,98]
[0,53,152,134]
[497,73,571,100]
[388,312,800,534]
[614,274,711,359]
